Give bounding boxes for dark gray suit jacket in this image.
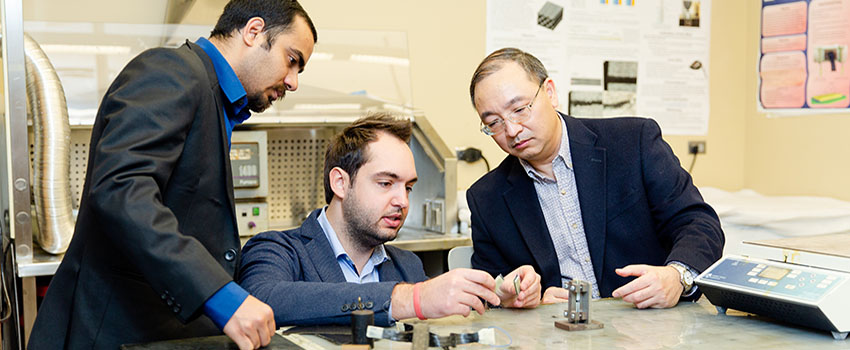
[239,209,428,326]
[30,41,239,349]
[468,114,724,299]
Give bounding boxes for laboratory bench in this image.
[126,297,850,349]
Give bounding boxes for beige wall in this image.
[30,1,845,201]
[299,0,750,193]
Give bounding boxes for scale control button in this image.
[792,270,802,275]
[826,275,837,281]
[768,281,778,287]
[817,283,828,289]
[787,274,798,279]
[748,278,759,283]
[822,279,833,285]
[752,268,763,273]
[758,280,769,285]
[785,285,796,290]
[757,264,767,268]
[747,271,758,276]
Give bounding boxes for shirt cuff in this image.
[203,281,249,330]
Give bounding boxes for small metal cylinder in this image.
[351,310,374,347]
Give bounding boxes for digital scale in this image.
[696,232,850,340]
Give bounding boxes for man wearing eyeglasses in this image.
[466,48,724,309]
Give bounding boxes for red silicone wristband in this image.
[413,282,426,320]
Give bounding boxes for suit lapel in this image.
[299,210,348,282]
[379,249,405,282]
[187,41,238,234]
[564,114,607,280]
[503,160,561,283]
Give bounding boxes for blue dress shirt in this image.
[195,37,252,329]
[195,37,251,146]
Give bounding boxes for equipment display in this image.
[231,143,260,188]
[230,130,268,200]
[697,234,850,341]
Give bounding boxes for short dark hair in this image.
[323,113,412,204]
[469,47,548,106]
[210,0,318,48]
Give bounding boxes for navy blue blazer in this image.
[239,209,428,326]
[467,114,724,299]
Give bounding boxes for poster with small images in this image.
[487,0,711,135]
[759,0,850,115]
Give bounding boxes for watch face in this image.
[683,273,694,285]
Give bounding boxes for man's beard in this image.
[246,90,284,113]
[342,190,401,251]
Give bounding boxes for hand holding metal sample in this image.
[392,268,500,320]
[495,265,543,308]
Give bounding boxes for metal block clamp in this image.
[555,279,604,331]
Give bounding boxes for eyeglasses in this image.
[480,80,546,136]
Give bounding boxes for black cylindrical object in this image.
[351,310,374,347]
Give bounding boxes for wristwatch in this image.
[669,262,695,295]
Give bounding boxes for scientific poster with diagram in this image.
[486,0,711,135]
[759,0,850,115]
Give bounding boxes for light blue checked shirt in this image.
[519,118,600,298]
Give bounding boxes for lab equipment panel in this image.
[696,255,850,339]
[235,201,269,237]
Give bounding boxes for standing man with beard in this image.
[239,114,544,326]
[29,1,316,349]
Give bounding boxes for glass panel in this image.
[23,0,413,124]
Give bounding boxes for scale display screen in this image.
[758,266,789,280]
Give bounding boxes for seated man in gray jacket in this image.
[239,113,543,326]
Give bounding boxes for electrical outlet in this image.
[688,141,706,154]
[455,147,465,159]
[456,147,483,162]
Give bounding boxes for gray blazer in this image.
[239,209,428,326]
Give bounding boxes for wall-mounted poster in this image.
[759,0,850,115]
[487,0,712,135]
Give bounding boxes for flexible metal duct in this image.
[23,33,74,254]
